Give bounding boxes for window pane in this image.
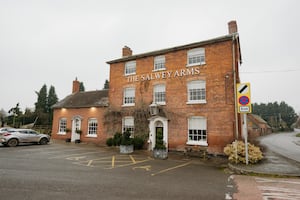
[188,80,206,102]
[188,117,207,142]
[125,61,136,75]
[154,56,166,70]
[59,118,67,132]
[188,48,205,65]
[124,88,135,104]
[88,119,98,135]
[154,84,166,103]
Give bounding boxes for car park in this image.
[0,129,50,147]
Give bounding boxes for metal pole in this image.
[243,113,249,165]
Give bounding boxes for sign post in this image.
[236,83,251,165]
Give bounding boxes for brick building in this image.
[106,21,242,154]
[51,78,109,143]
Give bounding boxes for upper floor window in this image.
[58,118,67,134]
[123,116,134,137]
[153,84,166,105]
[187,116,207,146]
[187,80,206,104]
[154,56,166,71]
[125,61,136,75]
[187,48,205,67]
[87,118,98,137]
[123,87,135,106]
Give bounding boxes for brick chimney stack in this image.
[228,20,238,34]
[122,46,132,57]
[72,77,80,93]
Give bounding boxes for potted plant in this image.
[65,128,71,142]
[75,129,82,143]
[119,129,134,154]
[153,129,168,159]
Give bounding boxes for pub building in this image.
[52,21,242,155]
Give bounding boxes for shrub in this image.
[224,140,263,164]
[120,130,133,146]
[113,132,122,146]
[133,137,145,150]
[296,133,300,137]
[106,138,114,146]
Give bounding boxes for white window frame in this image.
[58,118,67,135]
[187,116,207,146]
[87,118,98,137]
[187,80,206,104]
[125,61,136,76]
[187,48,205,67]
[154,55,166,71]
[153,84,166,105]
[123,116,134,137]
[123,87,135,106]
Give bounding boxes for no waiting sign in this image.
[236,83,251,113]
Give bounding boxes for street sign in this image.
[236,83,251,113]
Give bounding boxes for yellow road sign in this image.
[236,82,251,113]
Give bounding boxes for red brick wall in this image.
[52,107,108,145]
[109,40,239,154]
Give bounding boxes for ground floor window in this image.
[87,118,98,137]
[122,116,134,137]
[187,116,207,145]
[58,118,67,134]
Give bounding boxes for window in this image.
[58,118,67,134]
[187,48,205,66]
[87,118,98,137]
[187,80,206,104]
[125,61,136,75]
[123,87,135,106]
[153,84,166,105]
[123,117,134,137]
[188,116,207,145]
[154,56,166,71]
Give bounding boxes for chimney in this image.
[122,46,132,57]
[72,77,80,93]
[228,20,238,34]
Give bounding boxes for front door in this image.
[71,117,81,142]
[155,127,164,149]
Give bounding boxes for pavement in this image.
[228,132,300,177]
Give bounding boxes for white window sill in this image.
[124,73,136,76]
[122,104,135,107]
[186,141,208,146]
[57,132,66,135]
[152,68,166,72]
[86,134,97,138]
[186,63,206,67]
[155,102,166,106]
[186,100,207,105]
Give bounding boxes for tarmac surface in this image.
[229,130,300,177]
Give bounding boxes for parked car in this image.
[0,127,13,134]
[0,129,50,147]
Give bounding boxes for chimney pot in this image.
[122,46,132,57]
[228,20,238,34]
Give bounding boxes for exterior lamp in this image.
[149,103,159,116]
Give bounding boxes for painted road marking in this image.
[132,165,151,171]
[151,161,191,176]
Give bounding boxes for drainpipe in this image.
[232,33,239,140]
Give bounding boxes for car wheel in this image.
[39,138,48,145]
[7,139,19,147]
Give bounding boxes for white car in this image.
[0,129,50,147]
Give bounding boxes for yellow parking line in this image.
[112,156,115,168]
[87,160,93,167]
[129,155,136,164]
[151,162,191,176]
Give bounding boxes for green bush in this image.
[133,137,145,150]
[106,138,114,146]
[224,140,263,164]
[120,130,133,146]
[113,132,122,146]
[296,133,300,137]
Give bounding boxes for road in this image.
[0,142,235,200]
[259,128,300,163]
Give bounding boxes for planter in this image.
[75,139,81,144]
[65,138,71,143]
[120,144,134,154]
[153,149,168,159]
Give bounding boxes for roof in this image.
[52,90,109,109]
[107,34,240,64]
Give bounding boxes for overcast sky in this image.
[1,0,299,114]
